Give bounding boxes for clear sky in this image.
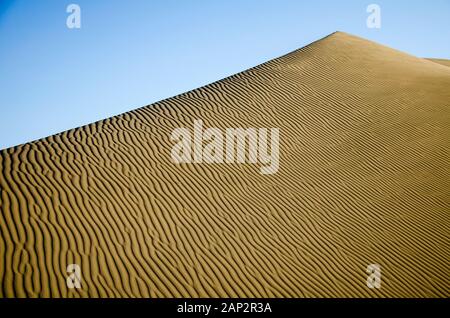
[0,0,449,150]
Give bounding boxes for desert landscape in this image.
[0,32,449,298]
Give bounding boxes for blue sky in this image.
[0,0,449,150]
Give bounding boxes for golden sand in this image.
[428,58,450,68]
[0,32,449,297]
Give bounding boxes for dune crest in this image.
[0,32,449,298]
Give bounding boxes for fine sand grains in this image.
[0,32,449,297]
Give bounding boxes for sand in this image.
[0,32,449,298]
[427,58,450,68]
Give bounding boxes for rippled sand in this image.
[0,32,449,298]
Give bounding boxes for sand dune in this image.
[427,58,450,68]
[0,32,449,298]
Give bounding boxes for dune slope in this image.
[427,58,450,68]
[0,32,449,298]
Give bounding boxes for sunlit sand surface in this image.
[0,32,449,298]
